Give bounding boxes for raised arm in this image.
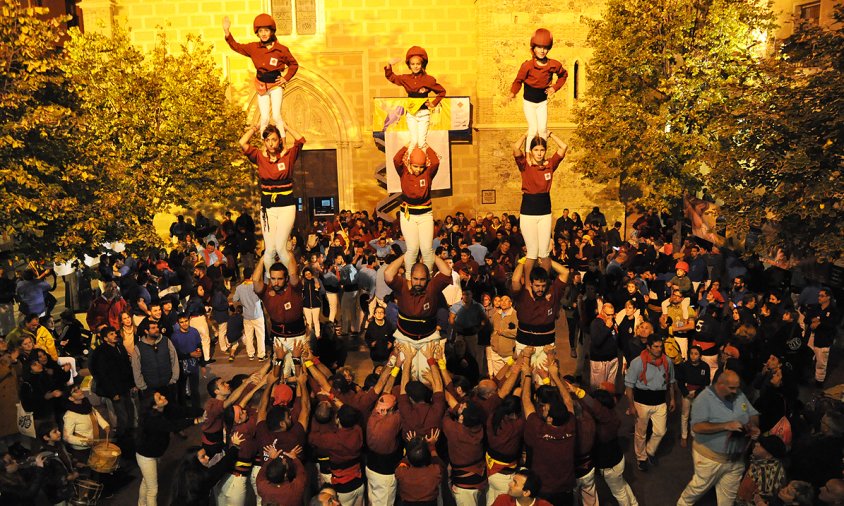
[433,254,452,278]
[296,371,310,429]
[252,259,266,294]
[513,134,527,157]
[400,344,414,395]
[287,253,300,287]
[520,359,535,418]
[240,125,258,151]
[511,262,525,293]
[548,132,569,158]
[549,259,570,284]
[383,254,405,285]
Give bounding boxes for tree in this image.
[0,0,79,260]
[58,26,250,256]
[573,0,776,239]
[706,6,844,261]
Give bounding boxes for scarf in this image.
[639,349,669,386]
[64,398,93,415]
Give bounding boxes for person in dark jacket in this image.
[589,303,619,390]
[169,433,245,506]
[365,305,395,365]
[19,356,64,427]
[170,314,203,412]
[90,326,136,440]
[136,390,204,506]
[676,345,711,447]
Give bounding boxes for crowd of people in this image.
[0,202,841,506]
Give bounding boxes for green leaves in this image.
[0,0,247,262]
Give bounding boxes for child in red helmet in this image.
[392,143,441,278]
[222,14,298,134]
[385,46,447,150]
[509,28,568,152]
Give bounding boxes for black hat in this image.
[758,435,787,459]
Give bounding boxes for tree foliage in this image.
[574,0,776,214]
[1,0,248,262]
[706,5,844,261]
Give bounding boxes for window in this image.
[798,2,821,24]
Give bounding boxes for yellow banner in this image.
[372,97,470,132]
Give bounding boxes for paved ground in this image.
[40,279,842,505]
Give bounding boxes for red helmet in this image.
[253,14,276,33]
[409,148,427,166]
[530,28,553,49]
[405,46,429,66]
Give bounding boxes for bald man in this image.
[383,252,452,380]
[677,370,759,506]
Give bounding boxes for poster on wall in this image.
[373,97,471,193]
[684,195,726,247]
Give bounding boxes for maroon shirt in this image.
[396,456,445,502]
[384,67,447,106]
[244,140,305,188]
[225,35,299,82]
[486,415,525,463]
[393,146,440,206]
[510,58,567,96]
[442,413,486,489]
[366,412,402,456]
[524,412,577,493]
[516,152,564,195]
[512,277,566,346]
[254,420,307,464]
[398,392,447,436]
[388,272,451,339]
[260,282,305,337]
[256,457,307,506]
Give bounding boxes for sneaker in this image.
[228,355,235,362]
[637,460,649,471]
[249,356,256,361]
[647,455,658,467]
[258,356,268,362]
[206,359,217,364]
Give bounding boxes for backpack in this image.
[663,336,684,365]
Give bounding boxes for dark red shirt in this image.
[260,282,305,336]
[366,411,401,455]
[254,420,306,464]
[512,277,566,346]
[510,58,567,96]
[393,146,440,206]
[256,457,307,506]
[486,415,525,463]
[516,152,564,195]
[524,412,577,493]
[398,392,447,436]
[384,67,446,106]
[388,273,451,339]
[442,414,486,489]
[244,139,305,187]
[396,456,444,502]
[225,34,298,82]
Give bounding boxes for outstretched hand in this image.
[222,16,231,35]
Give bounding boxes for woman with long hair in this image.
[169,432,244,506]
[118,310,137,355]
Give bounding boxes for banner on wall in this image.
[373,97,471,194]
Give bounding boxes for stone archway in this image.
[245,67,361,208]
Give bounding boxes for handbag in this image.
[16,402,36,438]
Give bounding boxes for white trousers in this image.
[451,485,482,506]
[486,472,511,506]
[303,307,322,338]
[261,205,296,270]
[395,330,444,383]
[250,466,262,506]
[215,473,248,506]
[677,448,745,506]
[406,107,431,148]
[326,293,339,323]
[599,456,638,506]
[136,453,159,506]
[190,315,211,361]
[400,212,435,279]
[523,99,548,152]
[808,334,830,382]
[634,402,667,461]
[514,341,555,373]
[243,317,266,359]
[589,357,618,390]
[365,467,397,506]
[486,347,508,378]
[520,214,552,260]
[257,86,284,134]
[338,483,365,506]
[273,334,306,377]
[681,394,694,439]
[217,321,234,353]
[574,467,598,506]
